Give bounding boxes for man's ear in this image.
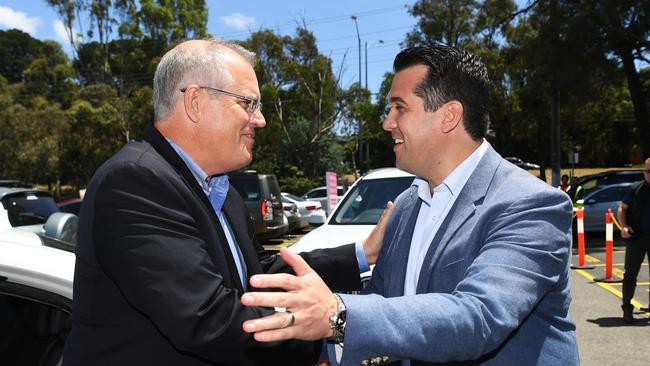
[183,85,202,123]
[440,100,463,134]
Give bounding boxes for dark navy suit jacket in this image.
[63,124,361,365]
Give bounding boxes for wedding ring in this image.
[285,310,295,328]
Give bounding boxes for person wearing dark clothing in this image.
[62,39,390,366]
[618,157,650,323]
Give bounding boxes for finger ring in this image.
[286,310,295,328]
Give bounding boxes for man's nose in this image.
[382,114,395,132]
[251,110,266,127]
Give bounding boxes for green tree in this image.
[0,29,43,83]
[579,0,650,158]
[22,40,78,108]
[241,28,350,183]
[61,91,125,187]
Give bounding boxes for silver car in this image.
[578,182,635,232]
[282,193,327,225]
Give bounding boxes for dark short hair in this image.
[393,46,490,140]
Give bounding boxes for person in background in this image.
[559,174,571,192]
[618,157,650,323]
[62,38,390,366]
[240,45,578,365]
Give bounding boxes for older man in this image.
[241,46,579,365]
[62,39,388,366]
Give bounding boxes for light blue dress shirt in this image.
[401,139,488,366]
[166,139,248,289]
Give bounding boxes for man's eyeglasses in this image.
[180,86,262,114]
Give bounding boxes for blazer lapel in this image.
[416,146,502,293]
[142,123,245,292]
[222,187,262,278]
[385,186,422,297]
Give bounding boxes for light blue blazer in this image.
[339,145,579,365]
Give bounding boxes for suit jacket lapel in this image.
[142,123,245,292]
[386,186,422,297]
[416,146,502,293]
[222,187,262,278]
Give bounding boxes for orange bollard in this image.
[594,209,623,283]
[571,207,593,270]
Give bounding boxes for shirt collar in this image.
[412,139,490,201]
[166,138,211,193]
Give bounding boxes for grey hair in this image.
[153,38,256,121]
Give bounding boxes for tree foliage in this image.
[0,1,648,198]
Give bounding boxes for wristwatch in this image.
[327,293,346,344]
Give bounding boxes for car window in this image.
[332,177,413,225]
[0,293,70,364]
[590,187,627,203]
[285,193,304,202]
[230,178,261,201]
[307,189,326,199]
[1,192,59,227]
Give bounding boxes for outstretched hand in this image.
[241,247,337,342]
[363,201,394,264]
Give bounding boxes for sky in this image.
[0,0,418,95]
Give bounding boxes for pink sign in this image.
[325,171,338,214]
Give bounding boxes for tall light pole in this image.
[365,39,383,89]
[351,15,363,170]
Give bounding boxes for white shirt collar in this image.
[413,139,490,202]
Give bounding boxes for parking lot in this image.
[571,234,649,366]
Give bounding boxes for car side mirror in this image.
[44,212,78,245]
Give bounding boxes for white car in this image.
[290,168,415,282]
[0,229,75,365]
[281,200,309,233]
[282,192,327,225]
[301,185,345,215]
[0,187,78,245]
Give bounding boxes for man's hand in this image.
[362,201,394,264]
[241,247,337,342]
[622,226,634,239]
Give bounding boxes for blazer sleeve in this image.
[92,161,320,365]
[338,189,573,364]
[258,244,363,292]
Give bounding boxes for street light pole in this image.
[365,39,383,89]
[351,15,363,170]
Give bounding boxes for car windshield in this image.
[284,193,305,202]
[1,192,59,227]
[331,177,413,225]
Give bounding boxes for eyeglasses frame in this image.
[180,86,262,114]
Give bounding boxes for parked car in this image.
[568,169,644,202]
[0,228,75,365]
[229,172,288,240]
[1,187,78,245]
[302,185,345,214]
[291,168,415,283]
[281,193,327,225]
[576,182,634,233]
[58,197,83,216]
[281,200,308,233]
[504,157,540,170]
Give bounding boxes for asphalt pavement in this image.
[570,234,650,366]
